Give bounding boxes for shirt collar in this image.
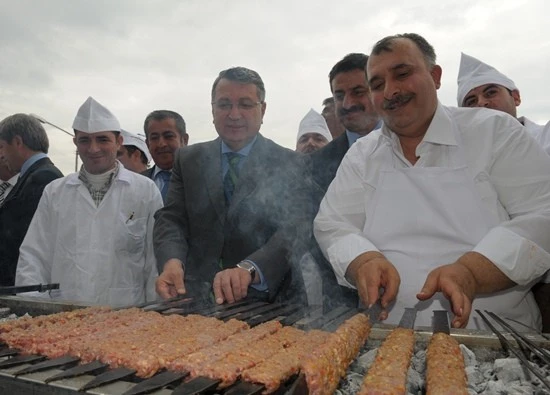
[346,120,383,148]
[381,101,458,147]
[20,153,47,176]
[221,135,258,156]
[153,165,170,179]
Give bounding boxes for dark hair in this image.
[322,97,335,106]
[143,110,187,137]
[126,145,148,165]
[0,113,49,153]
[328,53,369,88]
[211,67,266,102]
[371,33,436,68]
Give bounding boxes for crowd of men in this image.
[1,32,550,332]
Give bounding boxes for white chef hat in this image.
[72,96,121,133]
[297,108,332,143]
[456,53,518,106]
[120,129,152,163]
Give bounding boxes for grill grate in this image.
[0,298,364,394]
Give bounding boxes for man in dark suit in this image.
[142,110,188,203]
[0,114,63,286]
[154,67,309,304]
[307,53,381,307]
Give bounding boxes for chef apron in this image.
[363,129,541,330]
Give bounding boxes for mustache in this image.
[383,93,414,110]
[339,105,366,117]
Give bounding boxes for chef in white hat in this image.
[296,108,332,154]
[16,96,163,307]
[457,52,550,155]
[118,129,151,173]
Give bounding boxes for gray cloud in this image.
[0,0,548,173]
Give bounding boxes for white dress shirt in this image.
[519,116,550,157]
[315,104,550,289]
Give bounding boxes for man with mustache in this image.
[154,66,309,305]
[306,53,381,308]
[142,110,189,203]
[314,33,550,330]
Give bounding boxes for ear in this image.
[430,65,443,90]
[182,134,189,146]
[73,137,77,147]
[260,101,267,117]
[13,135,23,148]
[511,89,521,107]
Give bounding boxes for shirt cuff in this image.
[325,234,379,289]
[243,260,268,292]
[473,227,550,285]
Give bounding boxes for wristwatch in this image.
[236,261,256,281]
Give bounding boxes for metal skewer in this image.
[476,310,550,392]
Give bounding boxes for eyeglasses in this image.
[212,99,263,112]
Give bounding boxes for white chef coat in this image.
[16,165,163,307]
[519,116,550,157]
[314,103,550,328]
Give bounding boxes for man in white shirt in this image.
[295,108,332,154]
[16,97,163,307]
[457,52,550,155]
[314,33,550,330]
[117,129,151,173]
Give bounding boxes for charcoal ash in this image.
[337,337,550,395]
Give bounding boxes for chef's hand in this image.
[155,259,186,299]
[345,251,400,320]
[213,267,255,305]
[417,262,476,328]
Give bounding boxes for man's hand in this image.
[345,251,400,319]
[213,267,254,305]
[417,252,515,328]
[155,259,186,299]
[417,262,477,328]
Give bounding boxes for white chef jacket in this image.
[519,116,550,157]
[16,164,163,307]
[315,103,550,302]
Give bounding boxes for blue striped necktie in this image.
[0,181,10,207]
[223,153,242,204]
[158,171,171,202]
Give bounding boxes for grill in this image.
[1,296,549,395]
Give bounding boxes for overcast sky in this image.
[1,0,548,174]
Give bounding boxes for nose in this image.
[384,80,399,100]
[342,93,357,109]
[478,96,491,108]
[89,140,101,153]
[228,104,242,120]
[157,136,167,147]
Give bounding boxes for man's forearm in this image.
[457,251,516,294]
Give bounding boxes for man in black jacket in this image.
[307,53,381,307]
[154,67,310,305]
[0,114,63,286]
[142,110,188,203]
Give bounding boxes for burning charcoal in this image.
[406,366,424,394]
[460,344,477,368]
[352,348,377,374]
[493,358,528,384]
[335,372,363,395]
[465,365,484,390]
[480,361,495,381]
[483,379,510,394]
[411,349,426,375]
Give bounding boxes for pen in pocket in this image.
[126,211,135,223]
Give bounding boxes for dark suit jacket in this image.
[306,133,359,308]
[153,134,311,302]
[0,157,63,286]
[141,166,155,180]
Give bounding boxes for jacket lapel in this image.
[203,139,227,224]
[2,158,50,206]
